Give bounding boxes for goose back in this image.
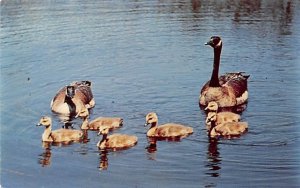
[51,81,95,115]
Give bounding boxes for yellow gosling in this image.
[97,126,138,150]
[37,116,83,142]
[77,108,123,130]
[145,112,193,139]
[205,101,241,128]
[206,112,248,138]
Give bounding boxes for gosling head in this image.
[145,112,158,127]
[206,112,217,126]
[76,107,89,119]
[205,36,222,49]
[37,116,52,127]
[205,101,219,112]
[97,126,110,136]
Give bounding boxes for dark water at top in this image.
[1,0,300,187]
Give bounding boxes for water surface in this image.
[1,0,300,187]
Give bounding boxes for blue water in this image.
[1,0,300,187]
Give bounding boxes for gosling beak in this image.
[97,131,101,136]
[144,122,149,127]
[36,123,42,127]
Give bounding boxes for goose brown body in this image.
[97,126,138,150]
[50,81,95,116]
[37,116,83,142]
[77,108,123,130]
[206,112,248,138]
[199,36,249,108]
[145,112,193,139]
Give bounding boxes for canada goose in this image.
[205,101,241,128]
[199,36,249,108]
[206,112,248,138]
[77,108,123,130]
[97,126,138,150]
[50,81,95,116]
[145,112,193,139]
[37,116,83,142]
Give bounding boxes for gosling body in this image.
[77,108,123,130]
[97,126,137,150]
[205,101,241,128]
[145,112,193,139]
[37,116,83,142]
[206,112,248,138]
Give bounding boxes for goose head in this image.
[145,112,158,127]
[205,101,219,112]
[65,86,76,98]
[205,36,222,49]
[37,116,52,127]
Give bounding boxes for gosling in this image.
[206,112,248,138]
[205,101,241,127]
[97,126,138,150]
[37,116,83,142]
[77,108,123,131]
[145,112,193,139]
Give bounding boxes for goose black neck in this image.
[209,47,222,87]
[64,96,76,116]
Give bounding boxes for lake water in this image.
[1,0,300,187]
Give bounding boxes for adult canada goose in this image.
[50,81,95,116]
[77,108,123,130]
[206,112,248,138]
[37,116,83,142]
[205,101,241,128]
[199,36,249,108]
[145,112,193,139]
[97,126,138,150]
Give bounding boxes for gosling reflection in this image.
[146,137,157,160]
[206,138,221,178]
[98,149,109,171]
[38,142,52,167]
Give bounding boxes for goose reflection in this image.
[205,138,221,178]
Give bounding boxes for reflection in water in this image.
[37,130,89,167]
[146,137,157,160]
[98,150,109,171]
[38,142,52,167]
[206,138,221,178]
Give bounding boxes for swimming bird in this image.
[144,112,193,139]
[37,116,83,142]
[50,81,95,116]
[199,36,249,108]
[205,101,241,128]
[206,112,248,138]
[77,108,123,130]
[97,126,138,150]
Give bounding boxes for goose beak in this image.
[36,123,42,127]
[144,123,149,127]
[205,40,213,46]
